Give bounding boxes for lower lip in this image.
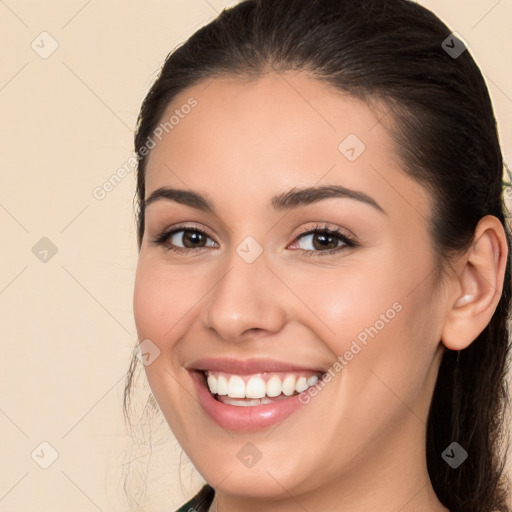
[190,370,310,431]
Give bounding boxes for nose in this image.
[200,248,288,342]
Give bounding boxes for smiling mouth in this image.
[200,369,325,407]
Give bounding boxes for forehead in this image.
[147,72,379,170]
[144,72,431,220]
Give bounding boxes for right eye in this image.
[151,225,218,254]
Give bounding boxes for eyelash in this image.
[150,223,357,257]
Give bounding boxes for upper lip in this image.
[186,357,325,374]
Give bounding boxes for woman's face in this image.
[133,72,450,504]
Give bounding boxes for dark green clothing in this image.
[175,484,215,512]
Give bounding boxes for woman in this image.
[124,0,512,510]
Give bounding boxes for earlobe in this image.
[441,215,508,351]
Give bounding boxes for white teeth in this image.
[204,371,322,399]
[228,375,245,398]
[307,375,319,386]
[219,396,276,407]
[207,374,217,394]
[295,376,308,393]
[266,376,282,397]
[282,375,296,396]
[245,377,266,399]
[217,375,228,395]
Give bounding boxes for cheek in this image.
[133,259,200,343]
[281,261,402,358]
[132,261,195,425]
[289,250,437,380]
[133,266,166,342]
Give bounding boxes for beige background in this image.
[0,1,511,511]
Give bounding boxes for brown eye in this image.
[177,230,208,248]
[309,232,341,251]
[290,225,357,256]
[151,226,217,253]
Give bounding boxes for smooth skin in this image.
[133,71,508,512]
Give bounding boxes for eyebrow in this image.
[144,185,386,215]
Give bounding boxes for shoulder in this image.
[174,484,215,512]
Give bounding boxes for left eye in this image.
[292,230,347,252]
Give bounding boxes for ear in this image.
[441,215,509,351]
